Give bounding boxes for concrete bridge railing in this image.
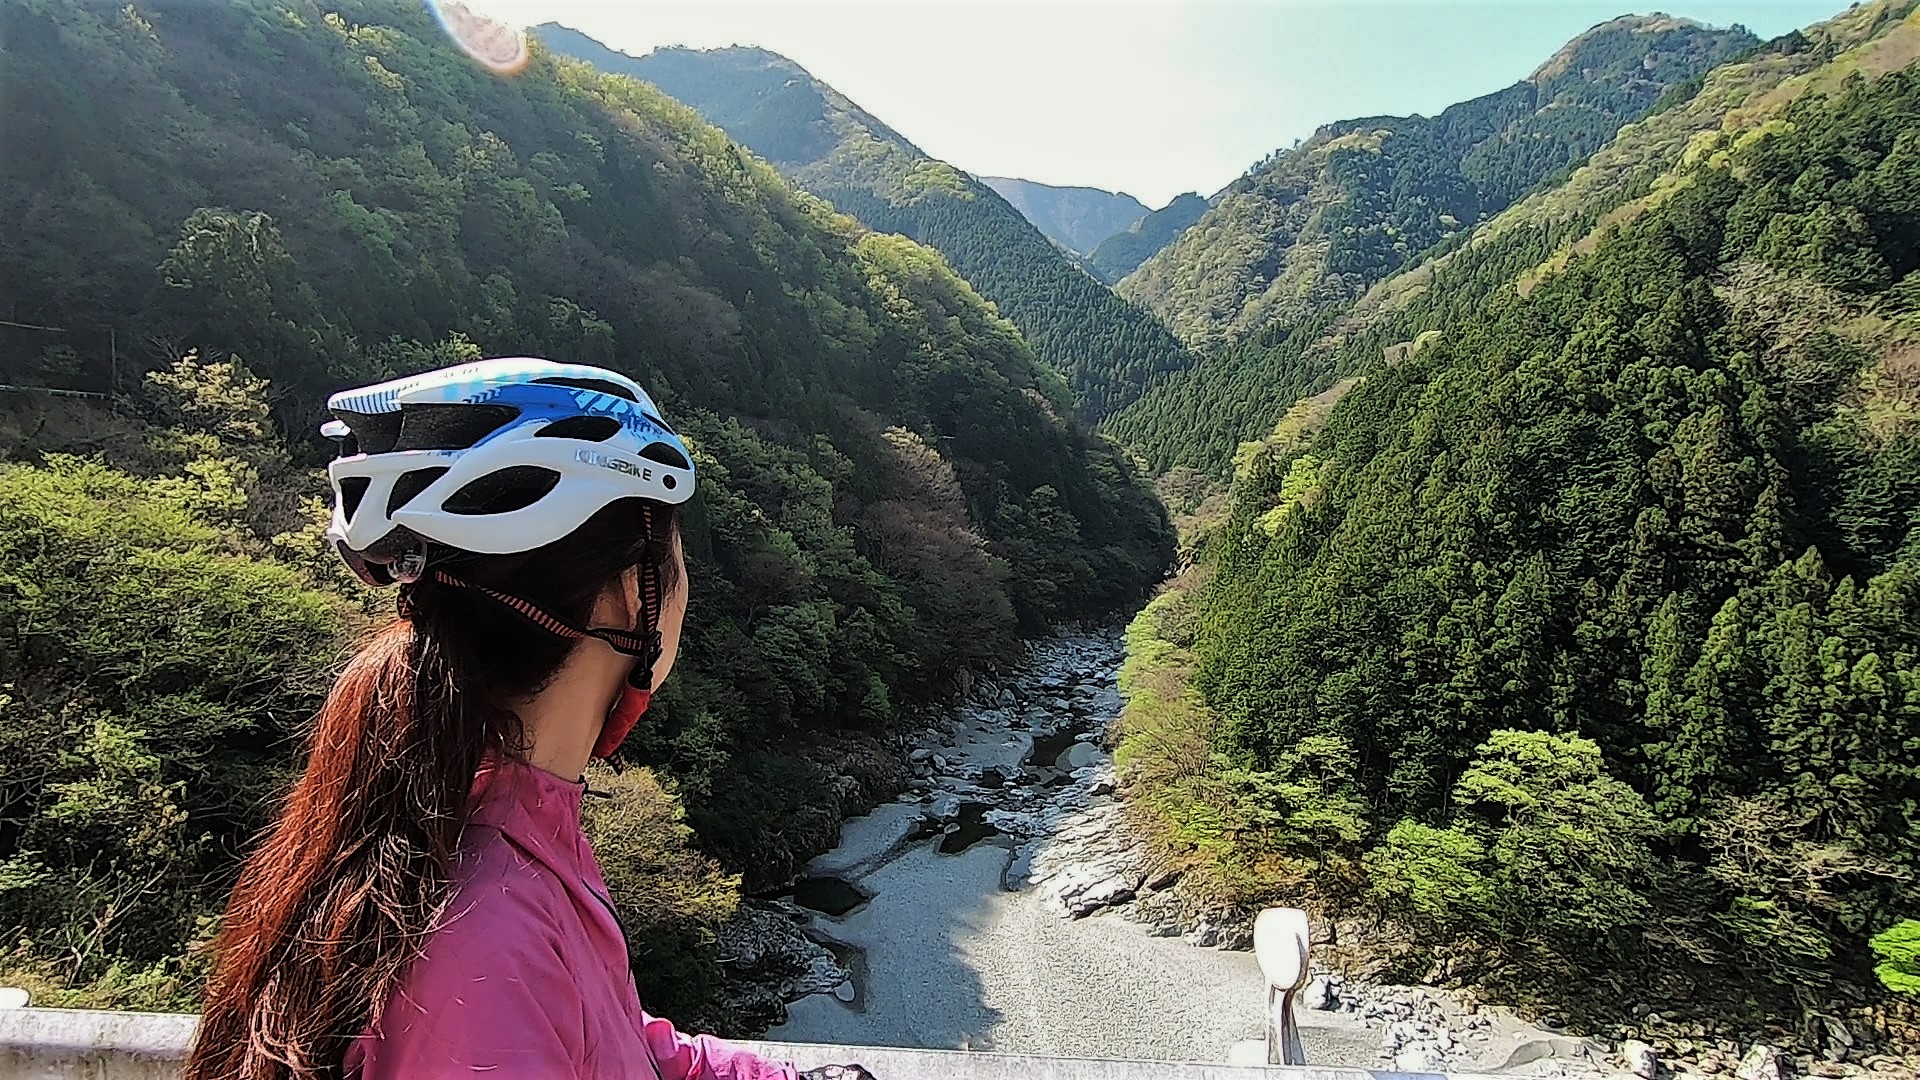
[0,908,1514,1079]
[0,1006,1505,1080]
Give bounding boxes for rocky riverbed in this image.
[707,629,1904,1078]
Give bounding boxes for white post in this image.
[1252,907,1310,1066]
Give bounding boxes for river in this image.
[760,630,1382,1065]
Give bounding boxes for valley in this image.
[1,0,1918,1076]
[751,631,1628,1077]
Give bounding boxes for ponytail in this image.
[188,617,497,1078]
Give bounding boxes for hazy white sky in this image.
[473,0,1845,208]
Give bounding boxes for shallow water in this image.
[788,876,870,917]
[937,802,1011,855]
[1025,725,1086,769]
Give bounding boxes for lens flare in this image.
[427,0,529,76]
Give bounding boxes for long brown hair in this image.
[187,501,680,1080]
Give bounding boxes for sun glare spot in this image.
[427,0,528,76]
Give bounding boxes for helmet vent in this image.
[639,442,691,470]
[443,466,562,516]
[395,404,521,451]
[336,411,401,455]
[538,415,622,442]
[388,466,450,516]
[340,476,372,521]
[534,376,639,402]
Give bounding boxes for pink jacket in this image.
[346,757,797,1080]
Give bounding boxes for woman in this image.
[186,358,872,1080]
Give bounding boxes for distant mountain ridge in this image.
[537,25,1197,419]
[1090,192,1210,284]
[1108,3,1918,475]
[1119,13,1762,352]
[979,176,1149,256]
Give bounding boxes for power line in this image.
[0,383,107,400]
[0,319,116,402]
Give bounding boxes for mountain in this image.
[535,27,1197,420]
[1119,14,1761,353]
[0,0,1170,1015]
[1089,191,1210,284]
[1109,15,1785,471]
[1117,0,1920,1030]
[979,176,1149,256]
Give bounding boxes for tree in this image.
[1869,920,1920,994]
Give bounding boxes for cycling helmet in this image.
[322,356,694,585]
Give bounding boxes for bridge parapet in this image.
[0,1006,1513,1080]
[0,908,1528,1079]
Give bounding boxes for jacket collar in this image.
[467,754,590,872]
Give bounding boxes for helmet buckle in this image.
[392,546,430,584]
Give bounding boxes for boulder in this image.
[1061,742,1101,769]
[1036,861,1143,917]
[1621,1039,1659,1079]
[1736,1044,1783,1080]
[713,906,847,1002]
[1393,1049,1435,1073]
[926,793,962,823]
[984,809,1042,837]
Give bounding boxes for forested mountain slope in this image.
[536,27,1197,419]
[1110,2,1918,472]
[1090,191,1210,284]
[0,0,1169,1017]
[980,175,1149,256]
[1119,0,1920,1037]
[1119,15,1759,354]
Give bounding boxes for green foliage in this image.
[0,452,349,1004]
[581,764,741,1026]
[1124,53,1920,1022]
[1113,4,1920,475]
[1358,731,1662,966]
[1116,585,1365,906]
[1870,920,1920,993]
[0,0,1171,1015]
[1365,821,1495,935]
[537,32,1199,420]
[1448,732,1662,955]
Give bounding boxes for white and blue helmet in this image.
[322,357,695,584]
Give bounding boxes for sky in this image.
[472,0,1849,208]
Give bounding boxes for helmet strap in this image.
[427,568,663,683]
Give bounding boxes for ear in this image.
[592,565,643,630]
